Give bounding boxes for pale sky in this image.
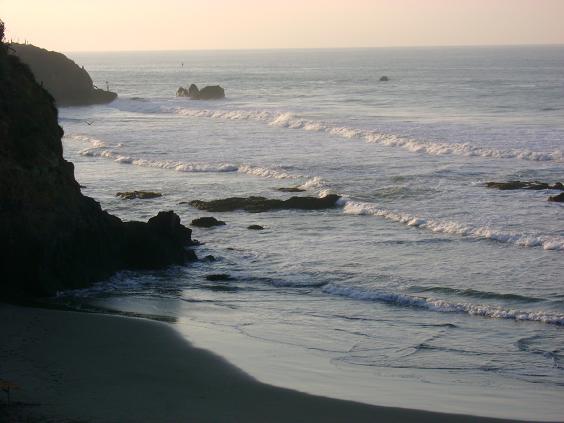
[2,0,564,52]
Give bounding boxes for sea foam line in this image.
[65,134,325,186]
[343,200,564,251]
[170,107,563,163]
[322,284,564,325]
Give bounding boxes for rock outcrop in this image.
[189,194,341,213]
[176,83,225,100]
[0,39,195,298]
[9,43,117,106]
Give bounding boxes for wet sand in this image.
[0,304,534,422]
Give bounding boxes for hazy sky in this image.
[2,0,564,52]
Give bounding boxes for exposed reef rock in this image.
[0,41,195,298]
[189,194,341,213]
[485,181,564,191]
[176,83,225,100]
[116,191,162,200]
[379,76,389,81]
[248,225,264,230]
[9,43,117,106]
[191,216,226,227]
[548,193,564,203]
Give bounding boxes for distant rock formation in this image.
[189,194,341,213]
[176,83,225,100]
[9,43,117,106]
[0,41,195,298]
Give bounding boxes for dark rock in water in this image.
[191,216,226,227]
[379,76,389,81]
[548,193,564,202]
[0,44,195,298]
[277,187,306,193]
[203,255,216,262]
[177,83,225,100]
[485,181,564,191]
[116,191,162,200]
[189,194,341,213]
[176,86,189,97]
[199,85,225,100]
[188,84,200,98]
[248,225,264,230]
[9,43,117,106]
[205,274,233,281]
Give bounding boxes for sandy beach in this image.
[0,304,537,423]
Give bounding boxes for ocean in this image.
[57,46,563,420]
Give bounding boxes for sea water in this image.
[57,47,563,420]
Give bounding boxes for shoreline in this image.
[0,304,547,423]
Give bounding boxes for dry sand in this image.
[0,304,533,422]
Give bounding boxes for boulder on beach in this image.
[189,194,341,213]
[116,191,162,200]
[191,216,226,227]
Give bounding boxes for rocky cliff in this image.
[0,38,196,298]
[9,43,117,106]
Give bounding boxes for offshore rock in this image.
[248,225,265,230]
[189,194,341,213]
[177,84,225,100]
[0,43,195,298]
[9,43,117,106]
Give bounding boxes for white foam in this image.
[168,107,564,163]
[322,284,564,325]
[343,200,564,251]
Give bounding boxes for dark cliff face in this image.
[9,43,117,106]
[0,44,195,298]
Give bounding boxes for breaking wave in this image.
[168,106,563,162]
[343,200,564,251]
[322,284,564,325]
[65,134,321,185]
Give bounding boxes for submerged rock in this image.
[0,42,195,298]
[247,225,264,230]
[379,75,389,81]
[205,274,233,281]
[176,83,225,100]
[485,181,564,191]
[189,194,341,213]
[10,43,117,106]
[191,216,226,227]
[116,191,162,200]
[276,187,306,193]
[548,193,564,202]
